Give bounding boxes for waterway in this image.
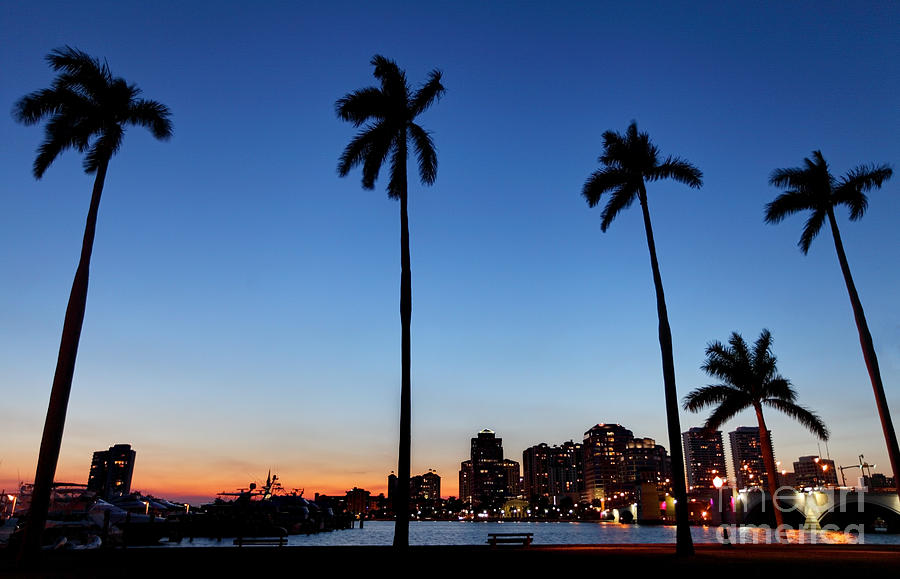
[153,521,900,547]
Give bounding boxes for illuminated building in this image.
[582,423,633,503]
[682,428,727,489]
[729,426,772,488]
[622,437,671,487]
[86,443,135,499]
[389,470,442,508]
[522,443,551,499]
[411,470,441,500]
[793,455,838,487]
[458,429,520,508]
[345,487,370,515]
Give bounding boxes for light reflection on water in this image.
[154,521,898,548]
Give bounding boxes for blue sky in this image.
[1,1,898,501]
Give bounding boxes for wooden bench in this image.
[233,536,287,547]
[487,532,533,547]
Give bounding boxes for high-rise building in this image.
[458,429,520,508]
[410,470,441,500]
[582,423,633,502]
[622,437,671,487]
[729,426,772,488]
[682,428,727,489]
[389,470,442,507]
[793,456,838,488]
[522,443,552,499]
[523,440,586,503]
[345,487,371,515]
[87,444,136,499]
[556,440,584,499]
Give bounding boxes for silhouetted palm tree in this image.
[336,55,444,548]
[765,151,898,501]
[684,329,830,528]
[582,121,702,555]
[13,46,172,559]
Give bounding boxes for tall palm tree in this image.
[336,55,444,548]
[13,46,172,559]
[764,151,899,501]
[582,121,702,555]
[684,329,830,529]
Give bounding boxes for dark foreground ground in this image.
[3,544,900,578]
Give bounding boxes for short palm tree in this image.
[684,329,830,528]
[13,46,172,558]
[765,151,898,501]
[582,121,702,555]
[336,55,444,548]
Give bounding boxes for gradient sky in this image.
[1,1,898,504]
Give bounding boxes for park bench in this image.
[233,536,287,547]
[486,532,533,547]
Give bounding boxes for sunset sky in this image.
[1,1,898,504]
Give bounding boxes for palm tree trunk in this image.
[753,404,784,529]
[393,137,412,549]
[637,185,693,556]
[827,209,900,501]
[19,159,109,562]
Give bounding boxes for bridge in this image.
[735,487,900,530]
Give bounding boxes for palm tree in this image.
[336,55,444,548]
[13,46,172,559]
[684,329,830,529]
[582,121,702,555]
[764,151,899,501]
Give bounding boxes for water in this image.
[152,521,900,547]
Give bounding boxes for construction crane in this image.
[837,454,875,486]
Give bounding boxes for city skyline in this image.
[1,2,898,505]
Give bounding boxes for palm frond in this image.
[13,88,68,125]
[361,127,393,190]
[124,99,173,140]
[47,46,104,74]
[842,163,892,192]
[410,70,444,117]
[764,190,814,224]
[335,87,388,127]
[700,339,742,383]
[750,328,773,369]
[337,127,381,181]
[798,207,827,254]
[371,55,408,100]
[762,377,796,403]
[834,164,891,220]
[599,128,628,168]
[763,399,830,440]
[727,332,751,367]
[682,384,743,412]
[703,395,752,431]
[33,113,94,178]
[600,185,638,232]
[48,50,114,103]
[581,167,627,208]
[769,167,812,191]
[83,123,123,173]
[409,122,437,185]
[33,126,74,178]
[647,156,703,188]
